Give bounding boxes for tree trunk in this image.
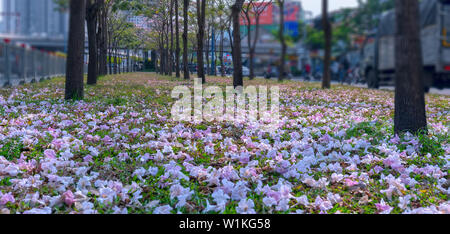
[206,25,210,76]
[231,0,245,87]
[278,0,286,81]
[394,0,427,134]
[183,0,190,80]
[322,0,331,89]
[175,0,181,78]
[65,0,86,100]
[220,28,225,77]
[245,15,253,79]
[99,2,108,76]
[86,0,98,85]
[108,35,112,75]
[165,20,170,75]
[170,1,174,76]
[197,0,206,83]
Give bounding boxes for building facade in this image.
[1,0,68,39]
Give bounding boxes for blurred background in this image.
[0,0,69,51]
[0,0,449,93]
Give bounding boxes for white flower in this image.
[203,200,217,213]
[263,196,277,207]
[154,150,164,161]
[148,167,159,176]
[398,195,412,210]
[60,149,73,160]
[162,145,173,154]
[133,167,147,180]
[296,195,309,207]
[23,207,52,214]
[231,182,249,201]
[212,189,230,207]
[236,199,256,214]
[3,164,19,176]
[81,201,97,214]
[153,205,173,214]
[88,146,99,157]
[276,198,290,211]
[327,193,342,204]
[98,187,116,205]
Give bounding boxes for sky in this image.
[300,0,360,17]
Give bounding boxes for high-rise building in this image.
[1,0,68,39]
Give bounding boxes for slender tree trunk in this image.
[175,0,181,78]
[170,0,174,76]
[206,25,210,76]
[394,0,427,134]
[231,0,245,87]
[228,28,234,54]
[183,0,190,80]
[278,0,286,81]
[244,8,255,79]
[197,0,206,83]
[165,20,170,75]
[160,47,165,75]
[220,28,225,77]
[65,0,86,100]
[114,47,118,74]
[322,0,331,89]
[246,22,253,79]
[100,3,108,76]
[86,0,98,85]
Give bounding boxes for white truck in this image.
[361,0,450,91]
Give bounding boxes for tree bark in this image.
[244,8,253,79]
[231,0,245,87]
[86,0,99,85]
[170,0,174,76]
[165,19,170,75]
[220,28,225,77]
[99,2,108,76]
[206,25,211,76]
[394,0,427,134]
[183,0,190,80]
[65,0,86,100]
[175,0,181,78]
[197,0,206,83]
[322,0,331,89]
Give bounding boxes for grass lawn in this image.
[0,72,448,214]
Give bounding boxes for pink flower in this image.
[0,193,15,205]
[43,149,56,159]
[62,190,75,207]
[83,155,93,163]
[344,178,359,187]
[390,135,400,144]
[375,199,393,214]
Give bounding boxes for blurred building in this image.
[127,15,152,31]
[0,0,69,51]
[228,0,307,75]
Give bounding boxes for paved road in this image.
[288,77,450,96]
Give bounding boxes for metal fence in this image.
[0,41,144,88]
[0,41,67,87]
